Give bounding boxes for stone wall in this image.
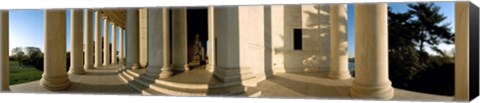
[267,4,331,74]
[238,6,266,82]
[217,5,332,82]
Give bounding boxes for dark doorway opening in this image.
[186,8,208,66]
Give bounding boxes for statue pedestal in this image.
[189,55,201,66]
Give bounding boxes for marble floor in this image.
[9,64,137,95]
[8,64,453,102]
[256,72,453,101]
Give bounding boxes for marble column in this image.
[103,17,110,66]
[350,4,393,100]
[41,10,70,90]
[68,9,85,75]
[125,9,140,70]
[94,11,103,68]
[111,23,117,64]
[172,8,189,71]
[206,6,216,73]
[0,11,10,91]
[84,9,94,70]
[119,28,124,64]
[328,4,351,80]
[145,8,172,79]
[139,8,149,68]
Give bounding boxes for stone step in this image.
[127,68,257,89]
[138,74,250,89]
[128,79,153,95]
[119,68,261,97]
[119,70,154,95]
[118,72,129,83]
[125,69,140,77]
[134,75,247,96]
[119,71,134,82]
[243,87,262,97]
[142,88,168,95]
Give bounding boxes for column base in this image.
[94,63,101,68]
[84,65,94,70]
[126,63,140,70]
[0,88,10,92]
[213,66,257,87]
[1,81,10,91]
[103,63,109,66]
[206,64,216,73]
[145,66,173,79]
[328,70,352,80]
[350,80,394,100]
[68,67,85,75]
[172,64,189,72]
[40,74,71,91]
[131,65,140,70]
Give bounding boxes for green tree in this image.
[388,7,422,87]
[23,47,44,71]
[407,3,455,61]
[23,47,43,65]
[388,3,455,96]
[11,47,25,61]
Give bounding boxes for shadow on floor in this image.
[261,72,352,99]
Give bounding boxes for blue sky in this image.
[8,9,124,54]
[8,2,454,57]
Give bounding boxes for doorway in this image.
[186,8,208,66]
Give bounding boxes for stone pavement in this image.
[10,64,137,95]
[256,72,454,101]
[8,64,454,102]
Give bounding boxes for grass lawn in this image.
[9,61,43,85]
[9,61,21,67]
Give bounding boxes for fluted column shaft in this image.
[119,28,124,64]
[111,23,117,64]
[94,11,102,68]
[172,8,189,71]
[0,11,10,91]
[84,9,94,70]
[350,4,393,100]
[145,8,172,78]
[206,6,216,72]
[103,17,110,66]
[41,10,70,90]
[125,9,140,70]
[68,9,85,75]
[328,4,351,80]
